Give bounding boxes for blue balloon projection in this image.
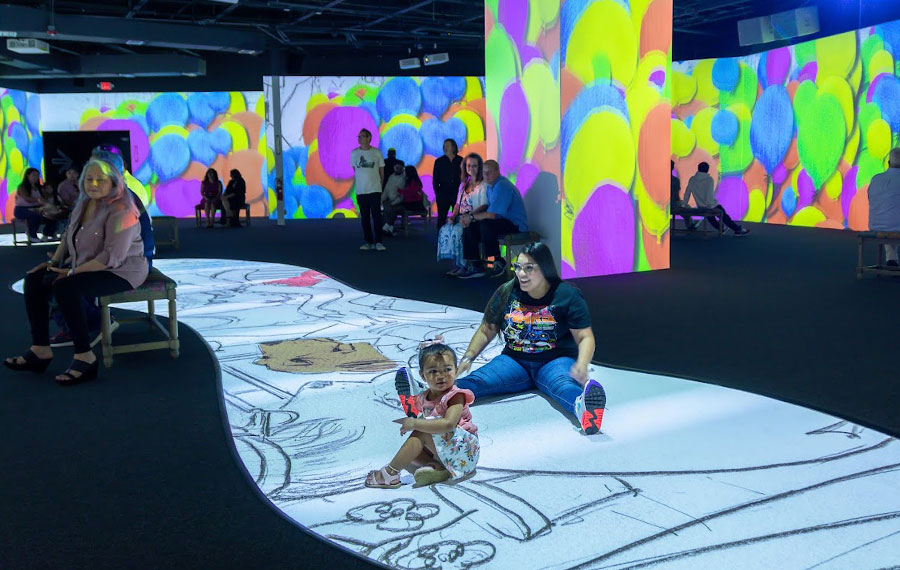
[750,85,795,174]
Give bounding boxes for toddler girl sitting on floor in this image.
[365,341,479,488]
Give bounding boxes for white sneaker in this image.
[360,243,374,251]
[374,242,387,251]
[382,223,392,232]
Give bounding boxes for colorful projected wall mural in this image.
[673,19,900,230]
[560,0,672,277]
[40,91,266,218]
[1,87,42,223]
[264,76,486,219]
[486,0,671,278]
[485,0,562,274]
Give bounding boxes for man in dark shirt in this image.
[432,139,463,230]
[382,148,399,189]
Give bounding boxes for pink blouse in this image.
[65,197,148,288]
[413,386,477,435]
[15,186,43,207]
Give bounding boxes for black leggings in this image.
[24,268,133,353]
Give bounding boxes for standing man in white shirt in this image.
[682,162,749,236]
[351,128,386,251]
[868,148,900,266]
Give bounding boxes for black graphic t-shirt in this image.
[484,281,591,363]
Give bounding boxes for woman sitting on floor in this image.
[454,242,607,435]
[437,153,487,274]
[4,155,149,384]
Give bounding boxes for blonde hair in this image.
[77,158,138,216]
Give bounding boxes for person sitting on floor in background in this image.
[383,148,399,190]
[4,154,148,385]
[682,162,750,236]
[366,340,479,489]
[221,169,246,228]
[432,138,463,231]
[437,153,488,275]
[381,160,406,236]
[867,148,900,267]
[200,168,223,228]
[670,160,697,230]
[457,160,529,279]
[14,168,58,243]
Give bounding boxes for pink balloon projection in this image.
[499,81,529,177]
[317,106,380,180]
[716,176,749,220]
[97,118,151,171]
[153,178,201,218]
[571,184,636,276]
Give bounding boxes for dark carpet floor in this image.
[1,216,896,569]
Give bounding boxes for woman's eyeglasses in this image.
[512,263,538,274]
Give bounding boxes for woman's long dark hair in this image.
[205,168,219,185]
[404,165,421,186]
[520,242,561,287]
[17,167,41,198]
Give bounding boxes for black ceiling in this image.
[1,0,900,93]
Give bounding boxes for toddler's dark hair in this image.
[418,343,457,370]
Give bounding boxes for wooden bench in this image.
[857,231,900,279]
[11,219,61,247]
[194,203,251,227]
[151,216,179,249]
[99,267,179,367]
[671,207,725,237]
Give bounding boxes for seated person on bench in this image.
[47,146,156,349]
[221,169,246,228]
[459,159,529,279]
[4,153,148,385]
[15,168,58,242]
[682,162,749,236]
[671,160,697,230]
[381,160,406,236]
[867,148,900,266]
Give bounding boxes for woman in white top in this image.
[437,153,487,275]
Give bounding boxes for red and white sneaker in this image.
[395,367,421,418]
[575,379,606,435]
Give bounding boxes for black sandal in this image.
[55,358,99,385]
[4,350,52,373]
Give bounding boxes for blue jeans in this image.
[457,354,582,417]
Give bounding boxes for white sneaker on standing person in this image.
[351,128,386,251]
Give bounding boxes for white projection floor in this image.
[22,258,900,569]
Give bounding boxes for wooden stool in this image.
[151,216,179,249]
[857,231,900,278]
[500,231,541,268]
[400,206,431,236]
[99,267,179,367]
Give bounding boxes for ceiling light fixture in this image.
[399,57,421,70]
[423,52,449,66]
